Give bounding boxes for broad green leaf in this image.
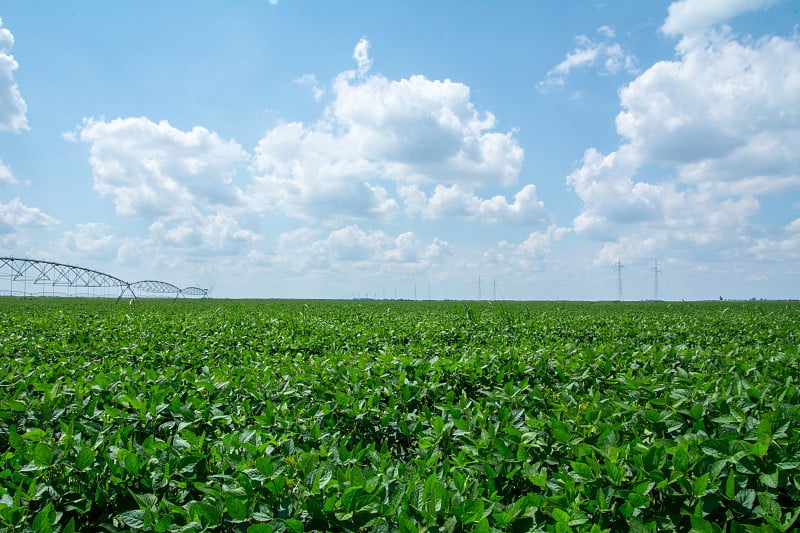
[700,439,729,458]
[734,488,755,510]
[125,451,141,476]
[643,445,665,472]
[33,443,53,467]
[551,507,570,523]
[132,492,158,510]
[63,518,77,533]
[22,429,47,442]
[690,514,713,533]
[1,399,27,412]
[629,516,655,533]
[340,486,362,513]
[550,419,571,445]
[225,496,249,521]
[570,461,594,480]
[759,469,779,488]
[474,518,490,533]
[725,472,736,499]
[32,502,56,533]
[462,499,484,524]
[749,441,769,458]
[692,473,709,497]
[283,518,304,533]
[189,501,221,527]
[606,462,624,484]
[673,447,690,473]
[118,510,146,529]
[756,491,781,520]
[453,418,470,431]
[8,426,24,451]
[76,447,95,471]
[243,468,268,482]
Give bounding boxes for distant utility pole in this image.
[614,258,625,301]
[492,278,496,301]
[653,259,662,300]
[478,276,482,300]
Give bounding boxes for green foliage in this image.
[0,297,798,531]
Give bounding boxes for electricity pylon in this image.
[614,258,624,301]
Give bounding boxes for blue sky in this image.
[1,0,798,300]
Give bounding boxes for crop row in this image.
[0,299,798,531]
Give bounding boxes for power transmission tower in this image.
[614,258,624,301]
[492,278,496,301]
[478,276,482,300]
[652,259,662,300]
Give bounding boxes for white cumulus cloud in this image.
[616,30,800,178]
[483,225,569,273]
[56,222,117,259]
[538,26,637,92]
[746,215,800,261]
[272,225,451,274]
[0,197,59,231]
[568,18,800,265]
[0,158,16,184]
[149,210,259,254]
[400,183,550,225]
[75,117,248,218]
[295,74,325,102]
[249,38,528,223]
[661,0,781,37]
[72,117,262,254]
[353,37,373,77]
[0,18,27,132]
[250,121,399,222]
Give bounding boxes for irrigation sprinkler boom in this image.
[0,257,209,302]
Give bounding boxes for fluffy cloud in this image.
[331,70,524,187]
[353,37,373,77]
[67,39,539,280]
[399,183,550,224]
[567,146,664,235]
[661,0,781,37]
[0,197,59,232]
[250,122,398,221]
[72,117,260,253]
[747,217,800,261]
[0,18,27,132]
[616,30,800,181]
[569,16,800,265]
[250,38,527,223]
[56,222,117,259]
[74,117,248,218]
[483,225,569,272]
[0,158,15,184]
[272,225,450,273]
[148,210,259,254]
[538,26,637,91]
[74,40,534,236]
[295,74,325,102]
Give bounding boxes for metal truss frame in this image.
[0,257,208,302]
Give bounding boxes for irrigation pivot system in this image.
[0,257,209,301]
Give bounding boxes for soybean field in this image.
[0,298,798,532]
